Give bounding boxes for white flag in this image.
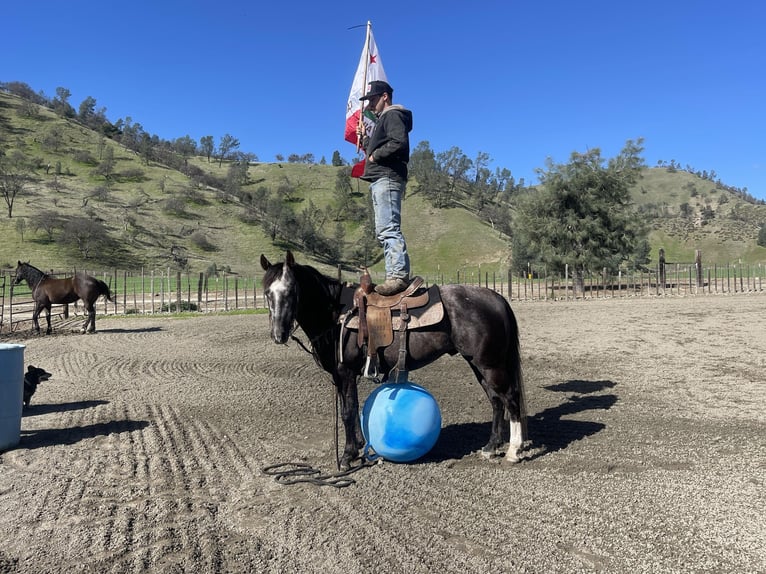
[344,24,387,147]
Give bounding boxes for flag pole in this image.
[356,20,372,153]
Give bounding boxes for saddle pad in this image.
[343,300,444,331]
[392,301,444,330]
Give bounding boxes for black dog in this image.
[23,366,52,408]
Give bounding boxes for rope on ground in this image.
[262,459,377,488]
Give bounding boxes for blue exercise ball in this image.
[361,382,442,463]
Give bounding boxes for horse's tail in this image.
[97,279,113,302]
[503,297,527,441]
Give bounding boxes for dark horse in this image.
[260,252,527,470]
[13,261,113,334]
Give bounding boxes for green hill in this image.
[2,88,765,279]
[633,168,766,263]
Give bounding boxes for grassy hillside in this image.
[0,90,509,278]
[2,89,766,279]
[632,168,766,263]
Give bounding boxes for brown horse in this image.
[13,261,113,334]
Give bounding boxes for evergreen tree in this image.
[513,139,648,293]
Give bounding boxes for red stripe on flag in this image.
[345,110,360,145]
[351,160,365,178]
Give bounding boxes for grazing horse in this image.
[260,251,527,470]
[13,261,113,334]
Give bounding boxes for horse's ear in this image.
[285,251,295,267]
[260,254,271,270]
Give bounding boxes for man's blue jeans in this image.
[370,177,410,280]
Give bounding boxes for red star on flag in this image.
[369,54,377,64]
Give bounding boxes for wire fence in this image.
[2,260,765,333]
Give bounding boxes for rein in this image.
[262,458,377,488]
[262,339,378,486]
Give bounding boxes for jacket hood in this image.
[380,104,413,132]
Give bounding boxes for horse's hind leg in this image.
[471,364,525,462]
[31,307,42,334]
[483,395,507,457]
[44,307,52,335]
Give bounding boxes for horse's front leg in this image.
[83,304,95,333]
[334,365,364,470]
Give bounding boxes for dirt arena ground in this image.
[0,295,764,573]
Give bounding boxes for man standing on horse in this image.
[356,80,413,296]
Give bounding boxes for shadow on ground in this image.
[426,379,618,462]
[19,419,150,450]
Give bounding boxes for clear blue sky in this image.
[5,1,766,198]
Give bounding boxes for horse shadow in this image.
[95,327,163,334]
[23,400,110,417]
[19,419,150,450]
[426,379,617,462]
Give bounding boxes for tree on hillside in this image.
[409,141,447,205]
[41,126,64,152]
[52,87,75,118]
[2,81,46,105]
[436,146,472,204]
[78,96,97,122]
[758,223,766,248]
[0,151,31,218]
[173,135,198,165]
[331,150,345,167]
[199,136,214,162]
[92,146,116,182]
[332,167,353,220]
[512,138,649,294]
[60,216,113,259]
[30,210,65,242]
[217,134,240,167]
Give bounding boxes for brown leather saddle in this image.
[339,270,444,379]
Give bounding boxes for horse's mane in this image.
[297,263,341,286]
[294,263,345,305]
[17,261,48,281]
[21,261,46,273]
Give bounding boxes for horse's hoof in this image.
[480,443,502,459]
[504,448,523,463]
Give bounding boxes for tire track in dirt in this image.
[41,349,101,379]
[9,398,263,572]
[83,354,316,387]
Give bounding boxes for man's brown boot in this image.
[374,277,409,296]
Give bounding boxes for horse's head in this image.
[13,261,28,285]
[260,251,299,344]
